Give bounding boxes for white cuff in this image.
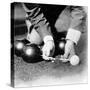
[66,28,81,44]
[43,35,53,43]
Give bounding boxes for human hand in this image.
[42,40,55,60]
[63,40,75,59]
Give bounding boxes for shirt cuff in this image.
[43,35,53,43]
[66,28,81,44]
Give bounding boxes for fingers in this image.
[64,40,74,59]
[64,50,69,59]
[42,54,49,60]
[64,44,71,59]
[42,48,50,57]
[68,46,75,59]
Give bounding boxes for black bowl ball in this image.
[58,38,66,55]
[22,44,43,63]
[14,40,24,57]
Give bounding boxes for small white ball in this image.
[70,55,80,66]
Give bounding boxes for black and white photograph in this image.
[11,2,88,87]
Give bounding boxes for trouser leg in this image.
[25,19,42,45]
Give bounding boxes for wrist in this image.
[66,28,81,45]
[43,35,54,44]
[66,39,74,45]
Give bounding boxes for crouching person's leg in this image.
[26,19,42,45]
[22,3,42,45]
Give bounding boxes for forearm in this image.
[66,6,87,44]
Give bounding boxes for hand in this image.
[42,40,55,60]
[63,40,75,59]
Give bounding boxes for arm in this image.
[66,6,86,44]
[64,6,87,59]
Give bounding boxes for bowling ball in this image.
[58,38,66,55]
[14,40,24,56]
[54,38,66,56]
[22,44,43,63]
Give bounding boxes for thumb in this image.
[64,51,69,59]
[68,46,75,60]
[64,46,70,59]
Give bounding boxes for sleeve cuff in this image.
[43,35,53,43]
[66,28,81,44]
